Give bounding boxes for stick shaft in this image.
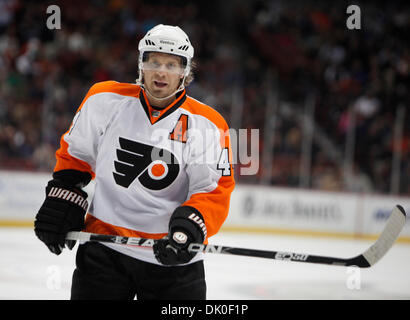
[66,230,366,266]
[66,205,406,268]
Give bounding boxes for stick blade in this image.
[355,205,406,268]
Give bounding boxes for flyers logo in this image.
[169,114,188,143]
[113,137,179,190]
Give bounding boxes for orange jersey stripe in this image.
[84,213,167,240]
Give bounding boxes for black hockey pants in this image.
[71,242,206,300]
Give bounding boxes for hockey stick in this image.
[66,205,406,268]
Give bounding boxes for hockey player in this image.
[34,24,235,300]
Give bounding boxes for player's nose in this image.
[154,69,167,78]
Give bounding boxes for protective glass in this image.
[141,60,185,75]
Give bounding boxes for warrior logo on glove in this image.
[48,187,88,211]
[113,137,180,190]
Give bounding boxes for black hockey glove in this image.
[34,178,89,255]
[154,206,207,266]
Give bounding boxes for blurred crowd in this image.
[237,0,410,195]
[0,0,409,195]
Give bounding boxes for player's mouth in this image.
[154,80,167,88]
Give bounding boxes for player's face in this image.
[142,52,184,100]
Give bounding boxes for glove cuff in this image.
[53,169,92,188]
[169,206,207,243]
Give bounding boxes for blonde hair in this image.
[184,60,196,87]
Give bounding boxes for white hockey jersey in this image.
[54,81,235,265]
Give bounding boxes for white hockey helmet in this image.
[137,24,194,81]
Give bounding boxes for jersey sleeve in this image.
[54,81,120,179]
[182,112,235,241]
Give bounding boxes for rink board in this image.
[0,170,409,241]
[225,184,410,241]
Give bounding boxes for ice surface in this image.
[0,228,409,300]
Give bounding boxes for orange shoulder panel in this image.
[78,81,141,112]
[54,81,141,177]
[181,96,229,131]
[181,96,232,150]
